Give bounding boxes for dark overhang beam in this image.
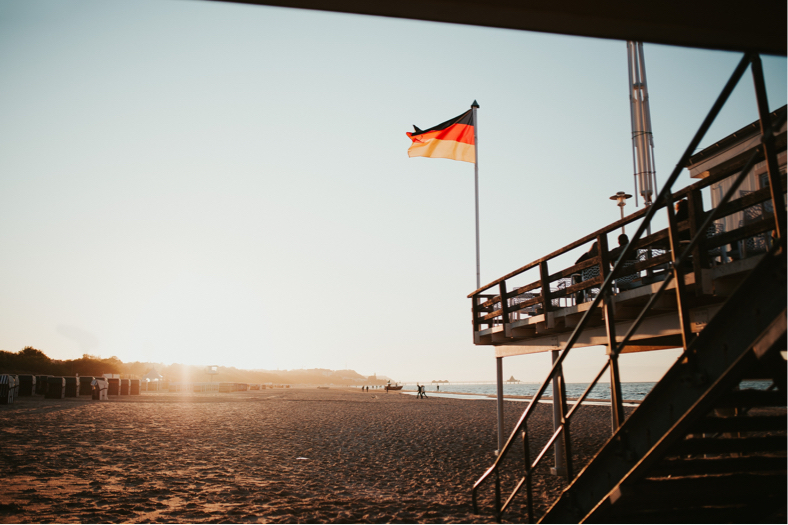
[210,0,786,56]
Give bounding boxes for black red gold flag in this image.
[406,109,475,163]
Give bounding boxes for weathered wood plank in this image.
[650,455,787,477]
[671,435,786,455]
[690,414,787,434]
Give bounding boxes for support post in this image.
[557,371,573,480]
[550,349,566,476]
[687,189,708,295]
[666,194,695,352]
[598,233,625,430]
[750,55,786,242]
[496,357,504,454]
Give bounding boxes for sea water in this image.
[401,380,771,402]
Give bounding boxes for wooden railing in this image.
[470,145,785,339]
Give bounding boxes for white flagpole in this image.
[472,100,503,454]
[472,100,480,290]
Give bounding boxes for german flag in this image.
[406,109,475,163]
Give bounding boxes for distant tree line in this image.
[1,347,389,385]
[0,347,123,376]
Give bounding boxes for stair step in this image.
[716,389,786,409]
[598,500,787,524]
[671,435,786,456]
[649,454,787,477]
[602,472,787,515]
[690,414,787,433]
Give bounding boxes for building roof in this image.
[686,105,787,179]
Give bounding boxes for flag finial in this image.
[471,100,479,108]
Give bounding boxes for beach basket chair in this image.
[46,377,65,399]
[91,378,109,400]
[0,375,14,405]
[64,377,79,397]
[35,375,51,395]
[17,375,35,396]
[79,376,94,396]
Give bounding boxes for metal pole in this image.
[472,100,481,290]
[627,41,657,208]
[496,356,505,454]
[627,42,639,207]
[473,100,500,454]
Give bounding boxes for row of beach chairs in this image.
[166,382,287,393]
[0,375,141,404]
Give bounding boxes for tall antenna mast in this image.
[627,41,657,207]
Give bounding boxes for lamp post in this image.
[610,191,632,234]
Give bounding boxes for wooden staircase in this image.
[540,246,786,523]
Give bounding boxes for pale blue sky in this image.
[1,0,785,382]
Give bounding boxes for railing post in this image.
[598,233,626,430]
[500,281,512,338]
[687,189,709,295]
[471,295,480,343]
[539,261,553,326]
[751,54,786,242]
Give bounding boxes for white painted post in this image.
[550,350,566,476]
[472,100,480,291]
[496,356,505,454]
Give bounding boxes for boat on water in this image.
[385,383,403,391]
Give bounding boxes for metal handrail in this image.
[470,52,787,522]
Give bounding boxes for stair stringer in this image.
[538,245,786,524]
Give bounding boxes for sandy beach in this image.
[0,388,626,523]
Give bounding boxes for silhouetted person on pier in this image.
[575,241,599,265]
[675,199,689,222]
[613,233,639,291]
[575,242,600,303]
[675,199,692,243]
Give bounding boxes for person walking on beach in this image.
[416,384,428,399]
